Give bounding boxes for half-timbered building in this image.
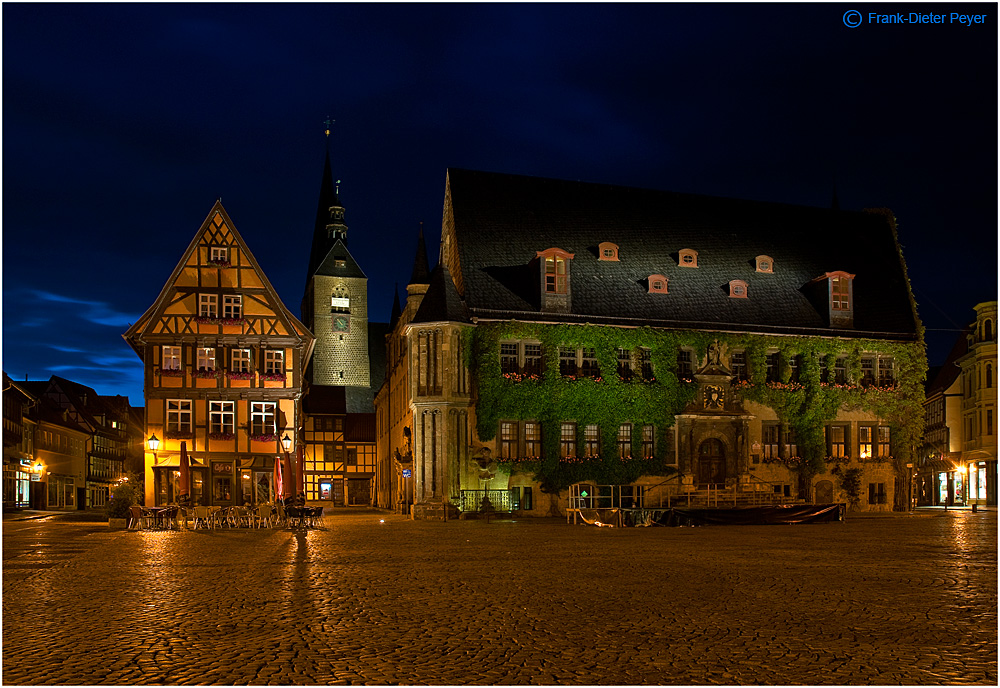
[124,202,315,507]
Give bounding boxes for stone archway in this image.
[697,438,727,486]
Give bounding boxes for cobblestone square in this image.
[3,509,996,685]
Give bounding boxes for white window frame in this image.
[199,294,218,318]
[232,348,251,373]
[210,246,228,262]
[264,350,284,375]
[209,401,235,435]
[250,402,276,437]
[166,400,192,433]
[223,294,242,319]
[162,346,181,371]
[197,347,216,371]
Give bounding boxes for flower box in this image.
[259,372,286,382]
[227,371,254,381]
[208,432,235,441]
[165,430,193,440]
[207,259,232,268]
[248,434,277,443]
[161,369,185,378]
[193,369,219,379]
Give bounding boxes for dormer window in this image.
[598,242,620,262]
[811,270,855,328]
[536,248,574,294]
[334,257,347,269]
[756,255,774,273]
[648,274,668,294]
[729,279,748,298]
[678,249,698,268]
[209,246,230,267]
[536,248,575,314]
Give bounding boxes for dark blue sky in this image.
[3,3,996,405]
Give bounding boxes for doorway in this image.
[697,438,726,486]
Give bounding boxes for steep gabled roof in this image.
[123,200,315,362]
[409,226,430,285]
[443,169,920,340]
[313,238,366,279]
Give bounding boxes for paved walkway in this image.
[2,509,996,685]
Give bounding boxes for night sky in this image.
[3,3,996,405]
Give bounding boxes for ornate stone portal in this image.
[675,340,754,487]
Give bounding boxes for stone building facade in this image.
[375,169,927,519]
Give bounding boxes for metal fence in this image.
[459,489,513,512]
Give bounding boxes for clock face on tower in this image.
[332,314,350,333]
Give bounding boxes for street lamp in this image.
[148,434,160,460]
[281,434,292,452]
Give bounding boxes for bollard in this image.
[972,503,978,513]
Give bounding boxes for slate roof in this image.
[445,169,920,340]
[412,263,469,324]
[409,227,430,285]
[313,237,367,279]
[305,147,346,283]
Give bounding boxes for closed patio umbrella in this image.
[296,445,305,501]
[178,441,191,505]
[281,449,294,505]
[273,456,283,502]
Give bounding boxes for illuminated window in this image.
[162,346,181,371]
[199,294,218,318]
[827,425,848,458]
[642,425,655,458]
[210,246,228,263]
[536,248,574,294]
[617,423,632,458]
[209,401,234,435]
[584,424,600,457]
[196,348,216,371]
[560,422,577,458]
[166,400,192,434]
[250,402,276,436]
[231,348,251,373]
[831,275,850,310]
[500,421,518,459]
[524,422,541,458]
[223,295,242,319]
[331,288,350,312]
[859,426,873,459]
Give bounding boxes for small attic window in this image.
[648,274,668,294]
[536,248,575,294]
[678,249,698,268]
[829,271,854,310]
[756,255,774,273]
[335,257,347,269]
[598,242,620,262]
[729,279,748,299]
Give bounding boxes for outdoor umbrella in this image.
[273,455,283,503]
[296,445,305,499]
[281,448,294,504]
[178,441,190,505]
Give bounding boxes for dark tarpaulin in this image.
[621,503,845,527]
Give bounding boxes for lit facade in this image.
[375,170,927,519]
[124,202,315,507]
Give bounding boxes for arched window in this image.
[987,363,993,389]
[729,279,748,299]
[755,255,774,273]
[984,319,994,342]
[678,248,699,268]
[648,274,668,294]
[598,241,620,262]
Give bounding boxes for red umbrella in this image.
[178,441,190,504]
[281,449,294,503]
[296,445,305,499]
[273,456,283,503]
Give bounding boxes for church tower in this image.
[301,139,371,391]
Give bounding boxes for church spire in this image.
[409,222,430,286]
[389,282,402,329]
[305,125,349,284]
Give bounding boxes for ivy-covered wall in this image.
[468,321,926,492]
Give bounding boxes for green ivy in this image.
[470,321,926,493]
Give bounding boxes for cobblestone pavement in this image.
[2,509,996,685]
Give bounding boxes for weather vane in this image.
[324,116,335,137]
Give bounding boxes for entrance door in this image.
[348,478,371,506]
[697,439,726,486]
[814,479,833,504]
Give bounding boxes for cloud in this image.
[29,289,142,328]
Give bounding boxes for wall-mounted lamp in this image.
[281,433,292,452]
[148,434,160,461]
